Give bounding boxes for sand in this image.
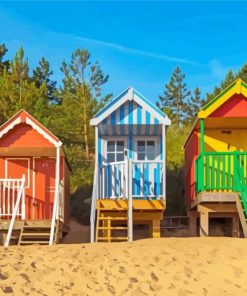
[0,238,247,295]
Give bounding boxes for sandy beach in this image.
[0,237,246,295]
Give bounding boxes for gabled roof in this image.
[90,86,171,126]
[198,78,247,118]
[0,109,62,147]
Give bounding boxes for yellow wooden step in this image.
[98,226,128,230]
[19,241,49,245]
[97,237,128,241]
[21,233,50,237]
[98,217,127,221]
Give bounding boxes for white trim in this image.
[102,136,128,164]
[25,117,62,147]
[49,146,60,245]
[0,117,21,138]
[162,125,166,200]
[32,157,37,219]
[5,158,30,188]
[90,87,171,126]
[90,89,132,126]
[133,93,171,125]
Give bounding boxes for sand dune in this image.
[0,238,247,295]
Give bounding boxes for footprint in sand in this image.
[1,286,13,294]
[129,277,139,284]
[119,266,126,274]
[19,273,31,283]
[150,272,159,282]
[0,272,8,280]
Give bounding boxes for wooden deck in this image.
[95,199,165,242]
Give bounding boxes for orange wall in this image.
[0,156,68,220]
[0,123,53,148]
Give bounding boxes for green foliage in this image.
[33,57,58,103]
[0,44,111,193]
[157,67,191,126]
[0,43,9,74]
[166,124,191,170]
[186,87,205,124]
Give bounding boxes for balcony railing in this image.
[97,160,164,199]
[195,151,247,193]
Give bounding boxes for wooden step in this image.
[98,226,128,230]
[21,233,50,237]
[97,237,128,241]
[23,225,51,229]
[98,217,127,221]
[19,241,49,245]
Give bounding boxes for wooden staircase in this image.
[236,195,247,238]
[0,220,61,246]
[96,209,128,242]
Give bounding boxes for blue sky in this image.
[1,1,247,102]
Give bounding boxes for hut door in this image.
[33,158,56,220]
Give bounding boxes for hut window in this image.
[107,140,125,162]
[137,140,155,161]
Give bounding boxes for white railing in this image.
[49,182,64,245]
[98,161,127,198]
[132,160,164,199]
[58,181,64,222]
[0,177,26,219]
[4,175,26,247]
[98,160,163,199]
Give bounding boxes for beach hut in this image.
[184,78,247,237]
[90,87,171,242]
[0,109,70,246]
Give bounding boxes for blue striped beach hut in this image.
[90,87,171,242]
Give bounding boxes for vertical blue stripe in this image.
[120,104,125,135]
[160,134,163,161]
[144,164,149,197]
[154,118,159,125]
[156,164,160,195]
[102,118,107,135]
[111,111,116,135]
[146,111,150,135]
[137,104,142,135]
[107,165,111,197]
[98,136,102,165]
[154,168,157,195]
[128,101,133,159]
[154,118,159,136]
[134,164,141,196]
[159,133,163,195]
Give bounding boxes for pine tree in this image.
[0,47,49,124]
[0,43,9,74]
[51,49,111,188]
[158,67,191,126]
[186,87,203,124]
[33,57,57,103]
[206,70,236,103]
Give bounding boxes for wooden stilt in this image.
[200,211,209,237]
[188,211,197,236]
[152,220,161,238]
[232,214,240,238]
